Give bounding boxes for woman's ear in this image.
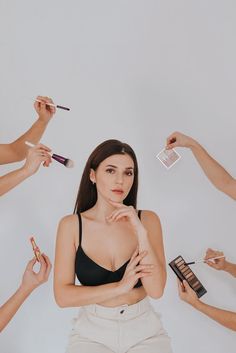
[89,169,96,184]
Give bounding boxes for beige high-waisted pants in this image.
[66,297,172,353]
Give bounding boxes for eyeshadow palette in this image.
[169,255,207,298]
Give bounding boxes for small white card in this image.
[156,148,181,169]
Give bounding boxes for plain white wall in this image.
[1,1,236,352]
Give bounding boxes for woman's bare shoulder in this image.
[57,214,79,236]
[139,209,160,221]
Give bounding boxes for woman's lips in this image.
[111,189,124,195]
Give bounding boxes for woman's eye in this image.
[106,168,115,174]
[126,171,133,176]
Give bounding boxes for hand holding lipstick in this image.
[20,253,52,293]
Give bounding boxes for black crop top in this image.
[75,210,143,288]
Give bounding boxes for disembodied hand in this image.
[177,279,199,307]
[34,96,56,123]
[23,143,52,176]
[21,253,52,293]
[166,131,197,150]
[204,248,226,271]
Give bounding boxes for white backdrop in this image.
[1,1,236,352]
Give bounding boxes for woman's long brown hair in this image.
[74,139,138,214]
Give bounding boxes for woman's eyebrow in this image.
[105,164,134,170]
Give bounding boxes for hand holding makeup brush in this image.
[34,96,56,124]
[23,143,52,176]
[204,248,226,270]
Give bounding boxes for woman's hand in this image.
[117,248,154,294]
[204,248,226,271]
[34,96,56,124]
[166,131,197,150]
[178,279,199,307]
[23,143,52,176]
[107,201,146,235]
[21,254,52,293]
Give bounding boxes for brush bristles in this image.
[64,159,74,168]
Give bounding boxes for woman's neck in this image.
[90,198,121,222]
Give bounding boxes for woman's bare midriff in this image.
[97,286,147,307]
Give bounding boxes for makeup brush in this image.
[35,98,70,111]
[25,141,74,168]
[184,255,225,266]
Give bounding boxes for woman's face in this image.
[90,153,135,203]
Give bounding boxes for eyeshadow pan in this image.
[169,255,207,298]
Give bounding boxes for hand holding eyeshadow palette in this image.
[169,255,207,298]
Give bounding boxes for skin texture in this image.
[54,153,167,308]
[0,96,55,196]
[0,254,51,332]
[178,249,236,331]
[166,131,236,200]
[0,97,54,330]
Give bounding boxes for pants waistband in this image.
[82,297,151,319]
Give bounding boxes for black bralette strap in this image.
[77,213,82,246]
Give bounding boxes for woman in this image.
[54,139,172,353]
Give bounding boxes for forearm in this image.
[55,282,122,308]
[10,119,49,161]
[224,261,236,277]
[138,231,166,299]
[0,167,31,196]
[0,286,32,332]
[193,300,236,331]
[190,141,235,198]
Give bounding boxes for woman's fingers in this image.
[129,246,139,262]
[134,264,154,272]
[129,250,148,268]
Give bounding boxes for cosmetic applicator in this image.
[35,98,70,111]
[184,255,225,266]
[25,141,74,168]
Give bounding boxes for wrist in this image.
[115,282,127,296]
[136,228,148,240]
[18,283,35,297]
[191,298,201,310]
[189,138,199,150]
[37,116,50,126]
[20,165,34,178]
[224,261,235,275]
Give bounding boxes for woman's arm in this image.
[178,280,236,331]
[107,203,166,299]
[0,144,51,196]
[204,248,236,278]
[54,216,125,308]
[0,96,55,165]
[137,211,166,299]
[166,131,236,200]
[0,254,51,332]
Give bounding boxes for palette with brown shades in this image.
[169,255,207,298]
